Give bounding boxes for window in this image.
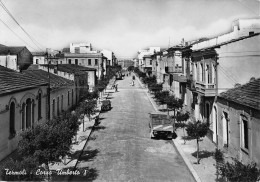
[68,59,71,64]
[36,59,38,64]
[52,99,55,118]
[88,59,91,65]
[21,103,25,130]
[241,119,249,150]
[72,89,74,105]
[26,99,32,129]
[68,91,70,106]
[75,59,78,65]
[9,102,15,138]
[95,59,98,65]
[61,95,63,111]
[38,93,42,120]
[57,97,60,116]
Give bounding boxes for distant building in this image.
[0,44,32,70]
[32,52,47,65]
[101,49,115,66]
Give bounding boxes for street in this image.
[70,74,195,182]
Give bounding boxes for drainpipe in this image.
[215,54,219,149]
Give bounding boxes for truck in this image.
[149,112,173,139]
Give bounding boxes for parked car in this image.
[101,100,112,111]
[149,112,173,139]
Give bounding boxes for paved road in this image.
[71,74,195,182]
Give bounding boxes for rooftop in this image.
[31,52,46,56]
[0,66,47,95]
[22,69,74,91]
[0,44,27,55]
[219,78,260,110]
[40,64,96,74]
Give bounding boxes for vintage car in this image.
[149,112,173,139]
[101,100,112,111]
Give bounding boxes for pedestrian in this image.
[115,84,118,92]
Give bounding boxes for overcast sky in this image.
[0,0,259,58]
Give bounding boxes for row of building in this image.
[135,18,260,166]
[0,42,117,161]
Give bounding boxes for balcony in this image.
[195,81,216,97]
[172,74,187,83]
[165,66,181,73]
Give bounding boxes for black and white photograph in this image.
[0,0,260,181]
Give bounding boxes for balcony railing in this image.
[195,81,216,96]
[172,74,187,83]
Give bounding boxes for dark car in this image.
[101,100,112,111]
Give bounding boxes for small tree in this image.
[155,90,169,110]
[18,111,80,174]
[165,95,183,119]
[186,120,209,164]
[176,111,190,144]
[219,157,260,182]
[148,83,162,94]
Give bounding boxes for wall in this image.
[33,56,46,64]
[0,86,47,161]
[0,55,18,70]
[50,86,76,120]
[18,48,32,70]
[216,98,260,167]
[216,35,260,94]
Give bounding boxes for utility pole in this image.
[46,52,51,120]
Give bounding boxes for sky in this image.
[0,0,259,58]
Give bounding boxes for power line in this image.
[219,64,239,83]
[0,17,38,51]
[0,0,45,51]
[236,0,259,16]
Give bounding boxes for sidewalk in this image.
[49,77,116,172]
[135,74,218,182]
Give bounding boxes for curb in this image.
[68,79,115,181]
[135,74,201,182]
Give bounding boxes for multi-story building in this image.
[57,52,105,79]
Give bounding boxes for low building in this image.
[0,66,48,161]
[23,70,76,120]
[36,64,94,93]
[0,44,32,70]
[32,52,47,65]
[215,78,260,167]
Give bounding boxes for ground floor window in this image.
[241,118,249,150]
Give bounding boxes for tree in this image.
[219,157,260,182]
[148,83,162,94]
[155,90,170,109]
[166,95,183,116]
[186,120,209,164]
[18,111,80,174]
[176,111,189,144]
[127,66,134,72]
